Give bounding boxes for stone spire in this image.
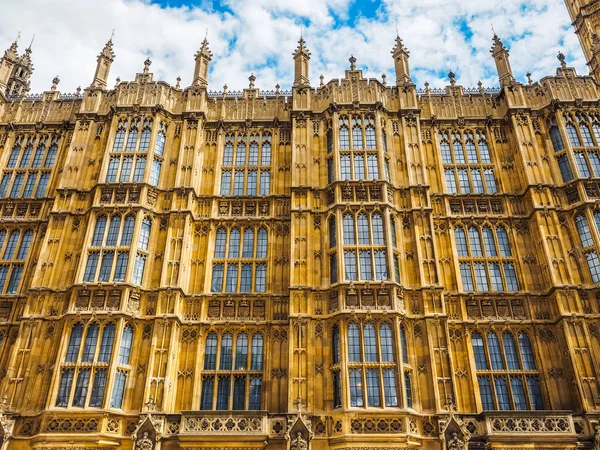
[0,32,34,96]
[91,35,115,88]
[192,35,213,87]
[490,33,515,87]
[392,33,411,84]
[293,33,311,87]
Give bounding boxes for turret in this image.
[91,37,115,88]
[292,35,310,87]
[490,33,515,87]
[0,33,34,96]
[192,37,212,87]
[392,34,411,84]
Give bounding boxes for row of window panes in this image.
[0,229,33,294]
[222,135,271,167]
[6,142,57,169]
[220,170,270,196]
[200,375,262,410]
[574,213,600,283]
[460,262,518,292]
[214,228,268,259]
[454,226,512,258]
[444,168,497,194]
[204,332,264,371]
[338,116,377,150]
[211,263,266,293]
[57,323,133,409]
[0,171,50,198]
[439,133,492,165]
[112,118,153,153]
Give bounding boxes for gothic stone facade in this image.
[0,2,599,450]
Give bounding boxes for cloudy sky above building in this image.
[0,0,588,94]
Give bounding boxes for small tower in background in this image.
[91,36,115,89]
[192,37,212,87]
[490,33,515,87]
[564,0,600,81]
[293,34,310,87]
[0,33,34,96]
[392,34,411,84]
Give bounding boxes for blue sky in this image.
[0,0,588,93]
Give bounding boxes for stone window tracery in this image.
[211,226,268,293]
[0,134,58,198]
[337,114,380,181]
[83,213,149,284]
[574,212,600,283]
[342,211,387,281]
[439,130,497,194]
[220,132,271,196]
[200,330,263,410]
[471,330,543,411]
[0,228,33,294]
[57,321,133,410]
[454,225,518,292]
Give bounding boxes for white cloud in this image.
[0,0,587,94]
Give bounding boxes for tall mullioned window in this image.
[56,321,133,409]
[83,214,150,284]
[574,212,600,283]
[439,130,497,194]
[106,117,164,186]
[342,212,388,281]
[561,113,600,179]
[472,330,543,411]
[200,330,264,410]
[344,321,399,408]
[0,228,33,294]
[0,134,58,198]
[211,227,268,293]
[220,132,271,196]
[455,225,519,292]
[338,115,379,181]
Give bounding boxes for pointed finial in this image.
[143,57,152,74]
[115,76,121,87]
[349,55,357,71]
[275,83,280,94]
[300,26,303,39]
[176,76,181,89]
[382,73,387,86]
[526,72,532,85]
[16,31,21,44]
[76,86,81,97]
[424,81,430,93]
[27,35,35,52]
[223,83,228,95]
[319,74,324,87]
[205,28,208,40]
[111,29,115,41]
[249,73,256,89]
[491,23,496,36]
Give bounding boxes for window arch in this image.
[471,329,542,411]
[329,216,337,248]
[339,116,350,150]
[576,214,594,247]
[201,330,264,410]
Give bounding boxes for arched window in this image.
[332,325,341,364]
[16,230,33,260]
[118,325,133,365]
[343,214,355,244]
[340,154,351,180]
[468,227,483,257]
[242,229,254,258]
[364,324,378,362]
[371,214,384,245]
[482,227,497,256]
[496,226,512,256]
[518,332,536,370]
[465,140,478,163]
[329,216,337,248]
[66,323,83,362]
[349,370,364,406]
[261,134,271,165]
[478,376,494,410]
[453,135,465,163]
[348,324,361,362]
[365,124,376,149]
[215,228,226,258]
[566,123,581,147]
[257,228,268,258]
[228,229,240,258]
[472,332,488,370]
[106,216,121,246]
[440,139,452,163]
[92,216,107,246]
[112,126,126,152]
[580,122,594,146]
[576,215,594,247]
[495,377,511,410]
[220,333,233,370]
[120,215,135,246]
[205,333,218,370]
[98,323,115,362]
[82,323,99,362]
[478,139,491,162]
[339,118,350,150]
[390,217,397,247]
[352,118,363,149]
[380,324,394,362]
[400,325,408,364]
[455,227,468,257]
[251,333,263,370]
[235,333,248,370]
[487,332,504,370]
[357,214,370,245]
[503,333,520,370]
[138,218,151,251]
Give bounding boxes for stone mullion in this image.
[161,320,180,413]
[532,210,570,287]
